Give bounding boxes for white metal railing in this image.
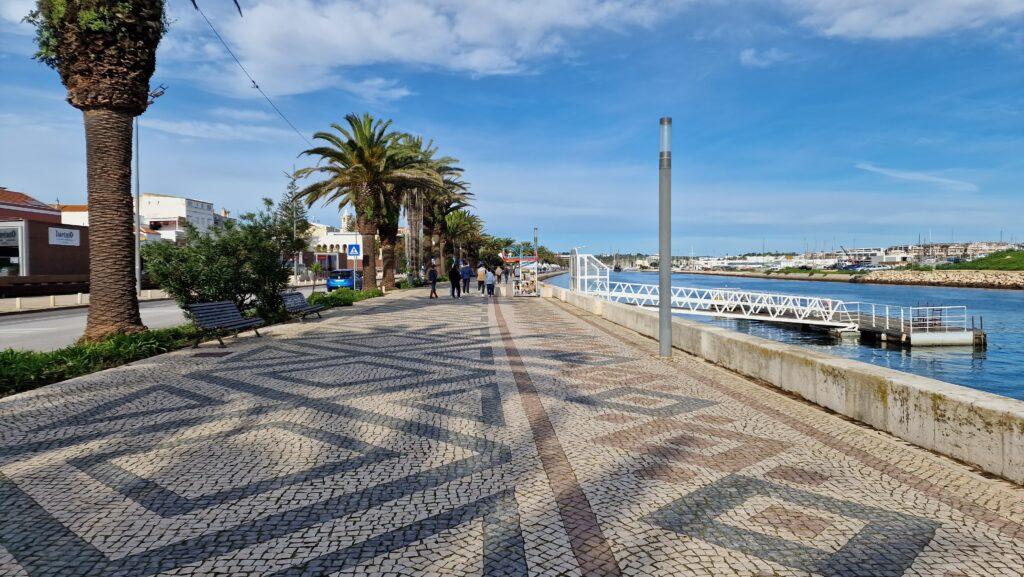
[567,252,973,335]
[570,249,610,294]
[600,281,859,330]
[844,302,968,334]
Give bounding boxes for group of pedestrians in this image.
[425,259,503,299]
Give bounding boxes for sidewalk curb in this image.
[0,284,319,318]
[0,298,175,318]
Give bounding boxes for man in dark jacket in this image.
[427,267,439,299]
[448,260,462,299]
[460,260,472,295]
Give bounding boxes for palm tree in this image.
[382,136,461,288]
[424,175,472,267]
[26,1,238,341]
[295,113,438,291]
[444,210,483,262]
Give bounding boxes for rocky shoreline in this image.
[855,269,1024,290]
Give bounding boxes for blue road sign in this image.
[347,244,361,257]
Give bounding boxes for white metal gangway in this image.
[569,250,857,330]
[566,251,979,344]
[603,282,859,330]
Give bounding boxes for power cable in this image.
[193,4,314,147]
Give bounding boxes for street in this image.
[0,286,315,352]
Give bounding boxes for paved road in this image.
[0,288,1020,576]
[0,286,314,352]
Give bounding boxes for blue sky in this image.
[2,0,1024,255]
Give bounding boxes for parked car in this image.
[326,269,362,291]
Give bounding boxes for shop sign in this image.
[0,228,17,247]
[48,227,80,246]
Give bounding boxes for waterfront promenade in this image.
[0,289,1021,576]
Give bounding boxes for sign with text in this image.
[48,227,80,246]
[347,244,361,257]
[0,228,17,247]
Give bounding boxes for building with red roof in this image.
[0,187,61,223]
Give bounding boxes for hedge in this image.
[1,289,384,397]
[306,288,383,308]
[1,325,202,396]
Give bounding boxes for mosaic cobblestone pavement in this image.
[1,289,1022,576]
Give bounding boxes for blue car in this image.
[326,269,362,291]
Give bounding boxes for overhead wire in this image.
[193,4,314,148]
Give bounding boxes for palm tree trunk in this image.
[379,223,398,290]
[423,224,434,266]
[357,216,378,291]
[381,239,396,290]
[410,201,422,277]
[82,109,146,341]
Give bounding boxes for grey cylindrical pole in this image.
[659,117,672,358]
[134,117,142,295]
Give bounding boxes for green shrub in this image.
[142,199,304,321]
[1,325,201,397]
[398,276,424,289]
[307,288,383,308]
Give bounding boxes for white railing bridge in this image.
[567,250,978,345]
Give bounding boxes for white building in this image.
[55,203,162,243]
[139,193,217,243]
[307,221,366,271]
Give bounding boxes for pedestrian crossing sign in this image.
[347,244,361,257]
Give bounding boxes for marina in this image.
[550,264,1024,400]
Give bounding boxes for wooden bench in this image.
[281,291,324,320]
[187,301,265,348]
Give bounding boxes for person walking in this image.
[448,260,462,299]
[460,260,472,295]
[476,263,487,295]
[427,266,438,299]
[495,264,504,284]
[485,268,496,298]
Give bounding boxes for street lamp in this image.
[135,84,166,294]
[659,117,672,358]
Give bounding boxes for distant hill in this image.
[939,250,1024,271]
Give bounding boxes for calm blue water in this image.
[548,271,1024,400]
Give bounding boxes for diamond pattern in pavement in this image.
[0,287,1021,576]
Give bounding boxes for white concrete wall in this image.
[541,284,1024,485]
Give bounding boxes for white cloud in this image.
[855,162,979,192]
[739,47,791,67]
[162,0,695,97]
[209,107,274,122]
[0,0,33,25]
[139,118,297,142]
[338,78,413,103]
[785,0,1024,39]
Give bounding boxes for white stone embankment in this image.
[541,283,1024,485]
[857,269,1024,290]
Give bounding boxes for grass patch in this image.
[1,289,386,397]
[307,288,383,308]
[1,325,202,396]
[895,250,1024,271]
[937,250,1024,271]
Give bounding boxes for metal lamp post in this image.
[659,117,672,358]
[134,84,166,294]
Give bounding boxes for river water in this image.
[548,271,1024,401]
